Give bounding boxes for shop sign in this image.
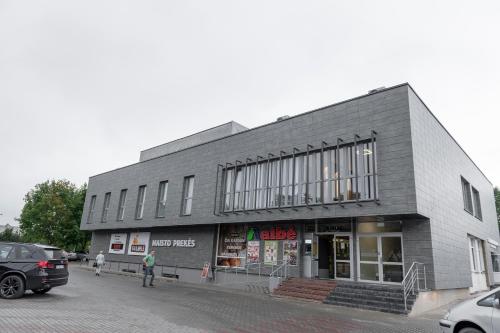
[247,226,297,241]
[127,232,150,256]
[109,233,127,255]
[152,239,196,248]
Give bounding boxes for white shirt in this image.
[96,253,105,265]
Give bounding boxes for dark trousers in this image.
[143,267,155,286]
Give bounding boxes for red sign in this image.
[260,226,297,241]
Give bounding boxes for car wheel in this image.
[0,275,25,299]
[32,287,52,295]
[458,327,483,333]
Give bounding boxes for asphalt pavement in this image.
[0,264,446,333]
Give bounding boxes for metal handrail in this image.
[402,262,427,311]
[214,260,290,286]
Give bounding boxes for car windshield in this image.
[43,248,64,259]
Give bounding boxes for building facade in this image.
[81,84,500,302]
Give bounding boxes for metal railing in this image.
[214,260,290,288]
[402,262,427,311]
[84,259,180,278]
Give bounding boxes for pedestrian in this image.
[142,250,156,287]
[95,251,105,276]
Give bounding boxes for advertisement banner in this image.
[247,241,260,264]
[264,241,278,265]
[108,233,128,255]
[216,224,247,267]
[283,240,298,266]
[127,232,150,256]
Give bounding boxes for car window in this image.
[18,246,34,259]
[0,244,14,260]
[478,292,500,307]
[43,248,64,259]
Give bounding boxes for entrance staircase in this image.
[273,278,337,302]
[324,281,416,314]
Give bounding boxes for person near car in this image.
[142,250,156,287]
[95,251,105,276]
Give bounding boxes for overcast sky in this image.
[1,1,499,226]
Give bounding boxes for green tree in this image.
[495,187,500,229]
[19,180,90,251]
[0,227,23,242]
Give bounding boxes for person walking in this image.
[142,250,156,287]
[95,251,105,276]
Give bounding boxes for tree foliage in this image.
[0,227,23,242]
[19,180,90,251]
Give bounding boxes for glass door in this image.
[334,235,351,279]
[381,236,403,283]
[358,236,380,282]
[358,235,403,283]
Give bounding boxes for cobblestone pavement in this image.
[0,265,445,333]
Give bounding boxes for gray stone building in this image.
[80,83,500,312]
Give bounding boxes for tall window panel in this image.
[87,195,96,223]
[101,192,111,222]
[267,160,280,208]
[280,158,294,206]
[135,185,147,219]
[255,163,267,209]
[117,189,127,221]
[234,168,244,211]
[461,177,473,213]
[182,176,195,215]
[156,181,168,218]
[293,155,307,205]
[307,152,322,204]
[358,141,377,200]
[472,187,482,220]
[244,164,256,210]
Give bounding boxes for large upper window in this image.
[461,177,482,220]
[117,189,127,221]
[135,185,147,219]
[181,176,195,215]
[101,192,111,222]
[220,139,377,213]
[156,181,168,218]
[87,195,96,223]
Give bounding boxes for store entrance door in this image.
[315,234,352,280]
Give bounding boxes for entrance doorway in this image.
[357,235,403,284]
[469,236,488,293]
[314,234,352,280]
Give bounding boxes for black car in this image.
[0,242,69,299]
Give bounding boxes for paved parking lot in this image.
[0,264,445,333]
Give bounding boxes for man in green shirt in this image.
[142,250,156,287]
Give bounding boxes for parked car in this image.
[439,287,500,333]
[0,242,69,299]
[66,252,78,261]
[75,252,88,262]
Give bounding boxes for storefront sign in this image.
[127,232,150,256]
[283,240,298,266]
[264,241,278,265]
[260,226,297,240]
[247,241,260,264]
[152,239,196,247]
[216,224,247,267]
[108,233,127,255]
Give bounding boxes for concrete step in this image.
[324,299,408,315]
[330,291,415,304]
[274,290,327,301]
[327,295,413,309]
[333,286,408,299]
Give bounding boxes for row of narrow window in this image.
[86,176,194,223]
[221,140,377,213]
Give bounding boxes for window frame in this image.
[135,185,147,220]
[472,186,482,220]
[101,192,111,223]
[87,195,97,224]
[116,189,127,221]
[156,181,169,218]
[461,177,474,214]
[181,176,195,216]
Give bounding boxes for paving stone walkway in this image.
[0,264,445,332]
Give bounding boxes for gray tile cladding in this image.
[81,84,417,230]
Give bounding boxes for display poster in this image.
[127,232,150,256]
[216,224,247,267]
[247,241,260,264]
[109,233,128,255]
[283,240,298,266]
[264,241,278,265]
